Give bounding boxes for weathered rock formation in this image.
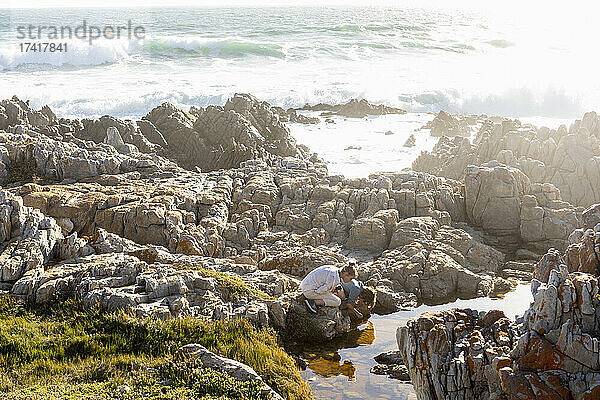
[397,216,600,399]
[414,111,600,208]
[0,97,565,346]
[464,162,579,253]
[272,107,320,124]
[371,351,411,381]
[176,343,284,400]
[356,216,511,310]
[422,110,472,137]
[404,134,416,147]
[398,308,519,399]
[297,98,406,118]
[0,94,312,173]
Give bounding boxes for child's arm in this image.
[346,303,363,319]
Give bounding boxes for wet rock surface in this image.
[371,350,410,381]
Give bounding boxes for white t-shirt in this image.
[299,265,341,294]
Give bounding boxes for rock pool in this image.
[300,282,532,400]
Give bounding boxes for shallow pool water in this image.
[301,282,532,400]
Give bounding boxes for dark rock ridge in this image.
[371,350,410,381]
[0,93,314,173]
[397,216,600,399]
[297,98,407,118]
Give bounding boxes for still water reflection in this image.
[301,283,532,400]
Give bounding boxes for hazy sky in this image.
[2,0,405,7]
[0,0,585,10]
[1,0,597,21]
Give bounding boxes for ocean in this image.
[0,6,594,120]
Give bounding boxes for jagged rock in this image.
[398,220,600,400]
[436,225,505,273]
[374,350,404,365]
[490,276,515,296]
[9,251,278,320]
[582,203,600,230]
[424,110,471,137]
[373,285,417,314]
[360,243,494,305]
[144,93,307,171]
[0,130,178,183]
[234,301,270,329]
[398,308,519,400]
[403,134,416,147]
[77,115,161,154]
[389,216,439,249]
[0,95,548,352]
[0,97,55,131]
[347,217,389,253]
[370,363,410,381]
[0,190,62,283]
[414,111,600,208]
[297,99,406,118]
[103,126,125,150]
[464,162,579,252]
[136,119,169,147]
[272,107,320,124]
[491,239,600,399]
[465,163,530,247]
[260,245,347,277]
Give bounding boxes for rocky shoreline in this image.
[397,217,600,399]
[1,95,599,399]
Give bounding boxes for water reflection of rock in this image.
[293,321,376,380]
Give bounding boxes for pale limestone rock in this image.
[103,126,124,150]
[176,343,283,400]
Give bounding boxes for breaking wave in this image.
[0,36,287,71]
[138,38,286,59]
[0,39,132,71]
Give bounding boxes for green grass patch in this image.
[5,362,264,400]
[4,158,43,186]
[173,263,272,301]
[0,296,311,400]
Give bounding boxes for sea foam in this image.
[0,39,134,71]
